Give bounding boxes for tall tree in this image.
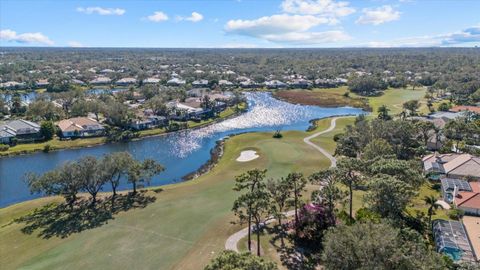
[364,175,415,221]
[100,152,133,198]
[286,172,307,230]
[424,195,440,226]
[232,169,267,252]
[26,161,83,209]
[78,156,104,206]
[377,105,392,120]
[336,158,363,221]
[126,159,164,194]
[309,169,343,222]
[322,222,446,270]
[266,177,292,247]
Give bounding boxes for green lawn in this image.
[0,125,331,270]
[352,86,428,116]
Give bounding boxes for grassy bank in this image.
[0,104,244,157]
[0,121,331,270]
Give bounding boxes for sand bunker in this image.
[236,150,259,162]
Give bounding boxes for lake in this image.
[0,92,363,207]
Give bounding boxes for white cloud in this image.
[225,14,350,45]
[226,14,330,35]
[263,30,351,44]
[146,11,169,22]
[356,5,400,25]
[281,0,355,17]
[76,7,125,16]
[185,12,204,22]
[68,41,84,47]
[0,29,54,45]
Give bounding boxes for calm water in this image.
[0,92,363,207]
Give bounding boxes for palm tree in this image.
[424,195,440,225]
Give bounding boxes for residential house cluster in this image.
[423,153,480,263]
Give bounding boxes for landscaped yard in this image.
[0,123,331,270]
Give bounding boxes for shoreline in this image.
[0,104,246,158]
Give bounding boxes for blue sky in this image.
[1,0,479,48]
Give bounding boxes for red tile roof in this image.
[450,106,480,114]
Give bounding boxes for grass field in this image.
[0,123,331,270]
[273,87,369,110]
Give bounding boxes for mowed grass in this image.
[0,128,331,270]
[352,86,429,116]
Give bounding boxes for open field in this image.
[0,124,330,270]
[273,87,370,110]
[274,86,429,118]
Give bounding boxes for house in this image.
[428,111,466,121]
[218,80,234,87]
[0,81,26,90]
[71,79,86,85]
[450,106,480,115]
[57,117,105,138]
[440,178,472,203]
[432,220,476,262]
[116,77,137,86]
[0,127,15,144]
[35,79,49,88]
[462,216,480,262]
[0,119,41,143]
[454,181,480,216]
[166,99,208,121]
[166,77,186,86]
[192,79,209,88]
[130,115,168,130]
[240,80,258,89]
[143,77,161,84]
[187,88,208,97]
[288,79,312,89]
[423,153,480,180]
[265,80,287,89]
[89,76,112,85]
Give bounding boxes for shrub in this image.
[0,144,9,152]
[448,208,464,220]
[43,144,51,153]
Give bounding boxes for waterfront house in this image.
[265,80,287,89]
[57,117,105,138]
[0,119,41,143]
[130,115,168,130]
